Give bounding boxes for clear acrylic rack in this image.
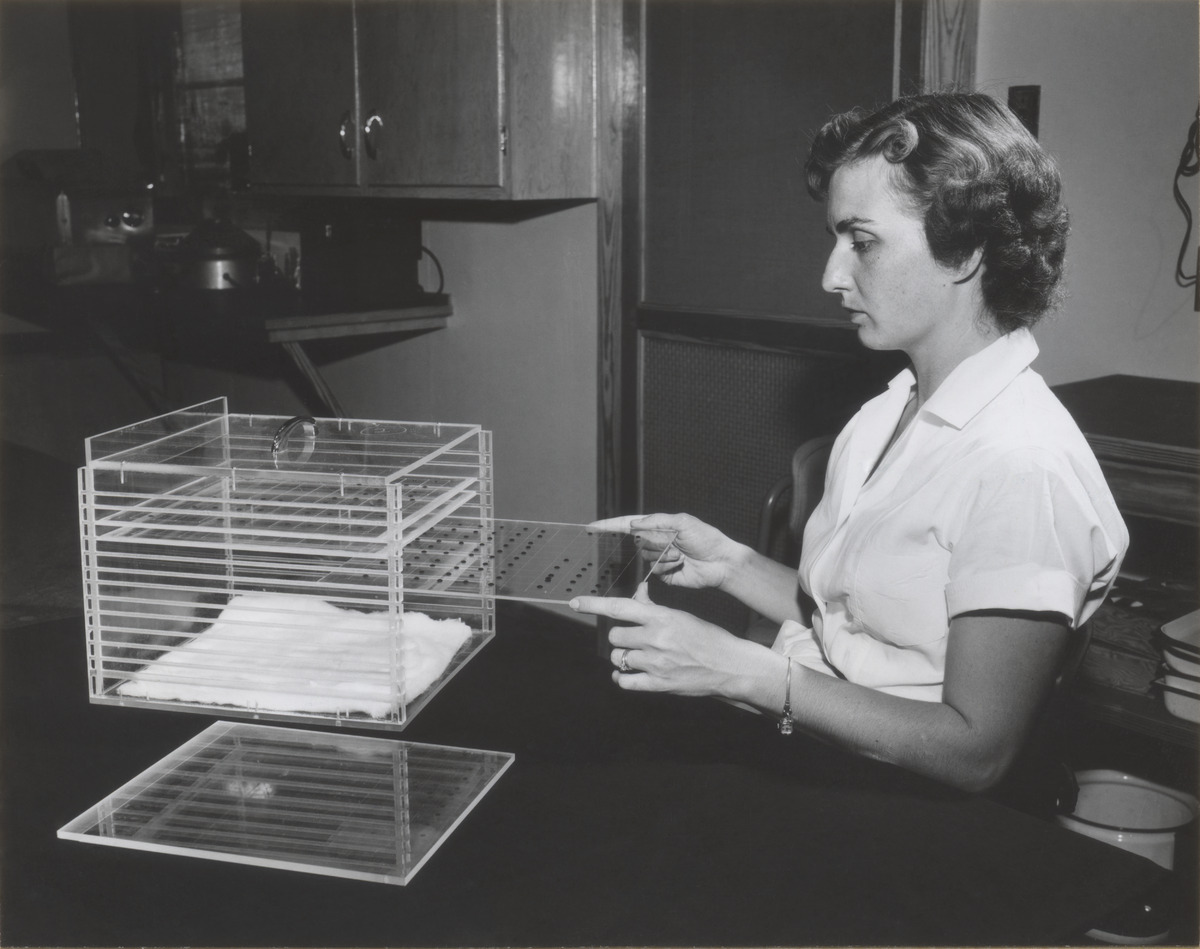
[68,399,671,885]
[78,398,496,730]
[78,398,671,731]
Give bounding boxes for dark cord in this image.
[420,245,445,295]
[1172,106,1198,289]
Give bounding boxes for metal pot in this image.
[175,219,262,290]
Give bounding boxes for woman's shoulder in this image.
[968,370,1107,479]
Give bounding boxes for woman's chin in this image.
[853,323,883,349]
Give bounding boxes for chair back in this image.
[756,435,835,566]
[787,435,835,546]
[746,435,834,642]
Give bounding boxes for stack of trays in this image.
[1156,609,1200,723]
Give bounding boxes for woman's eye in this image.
[851,239,872,253]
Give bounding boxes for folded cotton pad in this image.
[115,592,472,717]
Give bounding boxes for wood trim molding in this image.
[595,0,641,518]
[920,0,979,92]
[635,307,902,361]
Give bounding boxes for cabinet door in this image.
[241,1,358,187]
[355,0,504,189]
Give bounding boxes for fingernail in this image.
[568,599,579,610]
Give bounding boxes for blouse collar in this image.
[885,328,1040,430]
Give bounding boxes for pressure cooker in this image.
[172,219,263,291]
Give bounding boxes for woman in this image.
[569,93,1127,793]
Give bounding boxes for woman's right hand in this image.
[588,513,744,592]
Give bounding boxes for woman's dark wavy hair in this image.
[805,92,1069,331]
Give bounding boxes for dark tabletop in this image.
[1,602,1168,947]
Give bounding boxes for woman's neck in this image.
[908,313,1001,408]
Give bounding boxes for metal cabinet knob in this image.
[338,110,354,159]
[364,113,383,160]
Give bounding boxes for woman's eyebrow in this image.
[824,215,873,237]
[832,215,873,234]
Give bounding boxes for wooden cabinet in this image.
[240,1,359,188]
[240,0,596,199]
[355,0,502,189]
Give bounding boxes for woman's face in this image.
[821,157,971,359]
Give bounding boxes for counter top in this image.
[264,298,452,343]
[1,603,1169,947]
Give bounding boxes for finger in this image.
[587,515,640,534]
[633,582,653,604]
[606,623,645,650]
[610,646,638,673]
[648,546,684,570]
[591,512,686,532]
[632,527,681,554]
[569,595,654,623]
[626,512,691,536]
[612,669,659,691]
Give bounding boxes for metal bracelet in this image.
[778,658,795,735]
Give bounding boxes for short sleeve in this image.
[944,454,1126,627]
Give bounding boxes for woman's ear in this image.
[952,246,985,285]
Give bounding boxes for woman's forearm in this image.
[717,543,807,627]
[723,612,1068,792]
[725,644,1003,791]
[582,579,1065,794]
[784,667,1002,791]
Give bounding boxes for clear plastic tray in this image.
[493,518,674,601]
[57,721,514,886]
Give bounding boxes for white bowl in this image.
[1162,642,1200,678]
[1161,675,1200,722]
[1161,608,1200,652]
[1056,770,1198,870]
[1161,664,1200,691]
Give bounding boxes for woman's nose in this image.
[821,246,849,295]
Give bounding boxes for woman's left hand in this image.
[570,583,758,697]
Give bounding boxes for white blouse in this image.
[773,329,1128,702]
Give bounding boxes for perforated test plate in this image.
[491,520,676,603]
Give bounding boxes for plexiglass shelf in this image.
[58,721,514,886]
